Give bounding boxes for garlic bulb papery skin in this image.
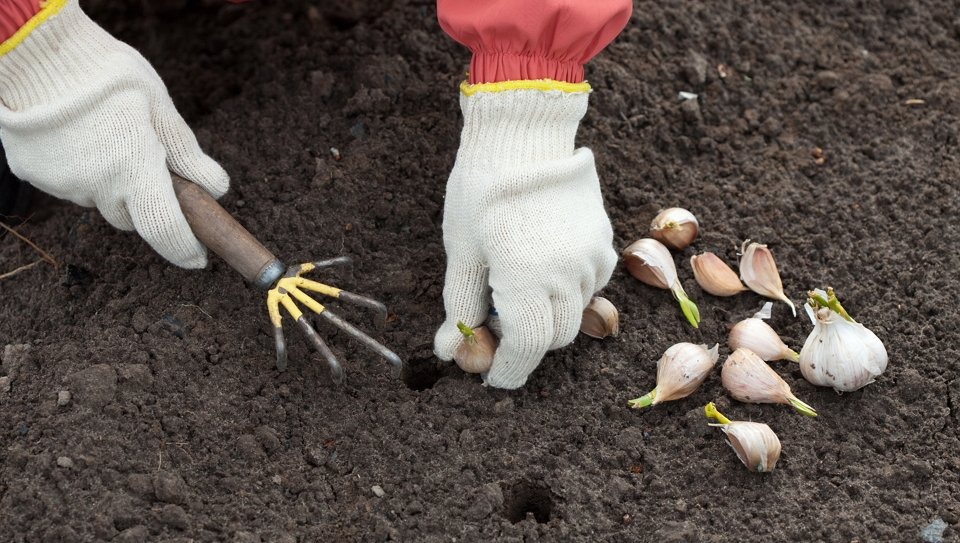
[454,322,497,374]
[739,241,797,317]
[623,238,701,328]
[649,208,699,250]
[704,402,781,472]
[628,343,719,408]
[721,348,817,417]
[691,252,748,296]
[580,297,620,339]
[729,318,799,362]
[799,289,888,392]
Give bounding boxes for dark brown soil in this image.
[2,1,959,541]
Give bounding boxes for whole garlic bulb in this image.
[454,322,496,374]
[622,238,701,328]
[628,343,719,408]
[729,318,799,362]
[649,208,699,250]
[799,288,887,392]
[721,348,817,417]
[705,403,781,473]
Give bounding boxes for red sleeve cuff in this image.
[0,0,40,44]
[438,0,632,84]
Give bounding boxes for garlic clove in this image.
[691,252,748,296]
[623,238,701,328]
[739,241,797,316]
[704,403,781,472]
[799,288,888,392]
[728,318,799,362]
[649,207,699,250]
[721,348,817,417]
[580,297,620,339]
[453,321,496,374]
[628,343,719,408]
[623,238,674,289]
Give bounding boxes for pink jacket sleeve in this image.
[0,0,40,43]
[437,0,632,85]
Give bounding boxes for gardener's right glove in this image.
[0,0,229,268]
[433,0,632,389]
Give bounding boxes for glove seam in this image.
[0,0,69,57]
[460,79,591,97]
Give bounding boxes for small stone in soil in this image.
[56,456,74,468]
[2,343,30,378]
[304,446,326,467]
[57,390,71,406]
[921,518,948,543]
[0,376,10,393]
[371,485,386,498]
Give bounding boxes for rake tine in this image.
[274,326,288,372]
[336,290,390,327]
[312,256,352,269]
[320,309,403,369]
[296,316,345,385]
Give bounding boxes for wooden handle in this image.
[171,173,284,289]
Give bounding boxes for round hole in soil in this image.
[503,481,554,524]
[402,357,443,391]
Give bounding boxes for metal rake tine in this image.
[311,256,352,269]
[295,316,345,385]
[336,290,390,327]
[320,309,403,369]
[274,326,288,372]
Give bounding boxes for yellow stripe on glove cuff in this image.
[0,0,70,57]
[459,79,591,96]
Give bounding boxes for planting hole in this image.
[402,357,443,391]
[503,481,553,524]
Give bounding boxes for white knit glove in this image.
[0,0,229,268]
[434,87,617,389]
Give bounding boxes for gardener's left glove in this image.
[433,0,632,389]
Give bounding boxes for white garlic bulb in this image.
[649,207,699,250]
[705,403,781,473]
[721,348,817,417]
[628,343,719,408]
[729,318,799,362]
[799,288,887,392]
[739,240,796,316]
[622,238,701,328]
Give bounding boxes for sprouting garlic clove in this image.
[628,343,719,408]
[580,297,620,339]
[728,318,799,362]
[705,403,781,473]
[799,288,888,392]
[623,238,673,289]
[721,348,817,417]
[453,322,496,374]
[739,240,797,316]
[691,252,748,296]
[649,207,699,250]
[623,238,701,328]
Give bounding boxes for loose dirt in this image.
[1,1,959,541]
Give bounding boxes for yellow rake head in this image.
[266,256,402,383]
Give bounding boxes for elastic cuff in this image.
[0,0,67,57]
[469,52,584,84]
[460,79,591,97]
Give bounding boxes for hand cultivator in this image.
[171,174,402,383]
